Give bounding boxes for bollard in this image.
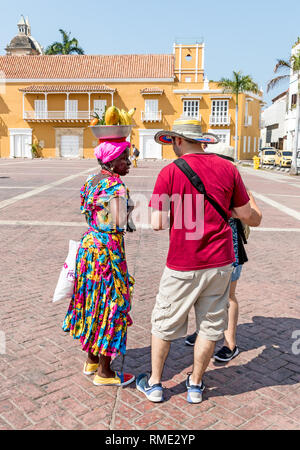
[253,155,260,170]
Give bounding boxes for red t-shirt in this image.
[149,153,249,271]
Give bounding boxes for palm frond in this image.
[69,46,84,55]
[45,29,85,55]
[218,72,258,96]
[218,78,236,93]
[59,29,71,46]
[274,59,291,73]
[45,42,63,55]
[69,38,79,47]
[266,74,289,92]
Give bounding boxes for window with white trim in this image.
[93,100,107,118]
[183,100,199,119]
[248,136,251,153]
[208,129,230,145]
[243,136,247,153]
[215,133,228,144]
[34,100,47,119]
[211,100,228,117]
[144,99,159,121]
[65,100,78,119]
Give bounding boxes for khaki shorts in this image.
[151,264,233,342]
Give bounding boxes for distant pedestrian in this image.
[62,139,135,387]
[185,145,262,362]
[131,144,140,168]
[135,118,262,403]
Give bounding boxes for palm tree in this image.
[218,71,259,160]
[267,52,300,175]
[45,29,84,55]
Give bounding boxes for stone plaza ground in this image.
[0,157,300,430]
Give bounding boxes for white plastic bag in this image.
[52,240,80,302]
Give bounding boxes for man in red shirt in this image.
[136,119,262,404]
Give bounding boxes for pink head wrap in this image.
[94,139,131,163]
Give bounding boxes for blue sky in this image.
[1,0,299,106]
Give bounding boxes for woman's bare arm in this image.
[110,197,127,228]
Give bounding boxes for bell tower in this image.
[173,41,205,84]
[5,15,43,55]
[17,15,30,36]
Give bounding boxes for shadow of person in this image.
[112,316,300,401]
[204,315,300,399]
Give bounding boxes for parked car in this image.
[260,148,276,165]
[274,150,292,167]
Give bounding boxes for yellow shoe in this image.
[93,371,135,387]
[83,361,99,376]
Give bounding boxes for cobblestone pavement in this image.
[0,158,300,430]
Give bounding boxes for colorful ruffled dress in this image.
[62,174,134,357]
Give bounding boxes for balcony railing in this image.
[209,115,231,125]
[181,113,201,121]
[244,115,252,127]
[141,110,162,122]
[24,110,93,121]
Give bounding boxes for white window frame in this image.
[142,99,161,121]
[93,100,107,119]
[248,136,251,153]
[60,135,80,159]
[138,128,163,160]
[9,128,33,158]
[34,100,47,119]
[144,99,159,120]
[183,99,199,119]
[65,100,78,119]
[243,136,247,153]
[208,129,230,145]
[211,99,229,118]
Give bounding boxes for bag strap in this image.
[236,218,247,244]
[173,158,229,223]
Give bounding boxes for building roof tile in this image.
[19,84,116,93]
[0,54,174,80]
[140,87,164,94]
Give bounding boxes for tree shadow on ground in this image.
[113,316,300,401]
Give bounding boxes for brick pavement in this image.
[0,158,300,430]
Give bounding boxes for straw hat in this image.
[154,118,219,145]
[205,144,235,162]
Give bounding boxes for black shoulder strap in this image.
[173,158,228,223]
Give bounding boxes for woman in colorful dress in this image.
[63,139,135,387]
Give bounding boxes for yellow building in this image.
[0,28,262,160]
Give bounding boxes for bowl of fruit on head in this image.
[90,106,136,139]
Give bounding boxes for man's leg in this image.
[223,281,239,350]
[190,336,216,385]
[191,264,233,385]
[149,334,171,385]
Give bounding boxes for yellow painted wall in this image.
[237,95,261,159]
[0,78,261,160]
[174,44,204,83]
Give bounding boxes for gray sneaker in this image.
[136,373,164,403]
[186,374,205,404]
